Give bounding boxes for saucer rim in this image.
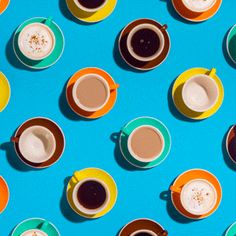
[0,176,10,214]
[225,222,236,235]
[118,18,171,71]
[13,17,65,70]
[0,71,11,112]
[226,24,236,65]
[0,0,10,15]
[11,218,60,236]
[119,116,171,169]
[170,168,222,220]
[13,117,65,169]
[66,0,117,23]
[225,125,236,164]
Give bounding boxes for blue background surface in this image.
[0,0,236,235]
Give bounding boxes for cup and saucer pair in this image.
[11,117,65,169]
[169,169,222,219]
[11,218,60,236]
[66,67,119,119]
[66,168,117,219]
[172,67,224,120]
[119,19,170,71]
[0,0,10,14]
[226,25,236,65]
[13,17,64,69]
[119,219,168,236]
[0,71,10,112]
[172,0,222,22]
[225,222,236,236]
[66,0,117,23]
[119,117,171,169]
[0,176,9,214]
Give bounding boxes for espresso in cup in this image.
[180,179,217,215]
[18,22,55,60]
[72,178,110,215]
[20,229,48,236]
[73,0,108,12]
[127,125,164,162]
[15,125,56,164]
[127,23,165,62]
[182,74,219,112]
[130,230,157,236]
[182,0,216,12]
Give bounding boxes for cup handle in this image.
[110,84,119,91]
[72,171,80,184]
[121,127,130,136]
[11,137,19,143]
[159,230,168,236]
[170,185,181,193]
[39,220,49,231]
[161,24,168,31]
[45,17,53,26]
[208,68,216,78]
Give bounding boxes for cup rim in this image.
[20,229,47,236]
[72,177,111,215]
[126,23,165,62]
[18,125,56,164]
[73,0,108,12]
[180,178,218,216]
[127,125,165,163]
[18,22,56,61]
[182,74,219,113]
[72,73,110,112]
[130,229,156,236]
[182,0,217,12]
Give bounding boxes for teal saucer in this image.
[13,17,64,69]
[225,222,236,236]
[11,218,60,236]
[227,24,236,64]
[119,117,171,168]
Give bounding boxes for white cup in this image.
[182,69,219,112]
[20,229,48,236]
[73,0,108,12]
[72,178,110,215]
[182,0,217,13]
[127,23,166,62]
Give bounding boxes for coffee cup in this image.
[72,73,119,112]
[130,229,168,236]
[20,229,48,236]
[182,0,217,12]
[18,17,56,60]
[127,23,167,62]
[11,125,56,164]
[122,125,165,163]
[182,68,219,112]
[170,178,217,215]
[73,0,108,12]
[72,173,110,215]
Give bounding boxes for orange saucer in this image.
[0,0,10,14]
[0,176,9,213]
[172,0,222,22]
[170,169,222,219]
[66,67,118,119]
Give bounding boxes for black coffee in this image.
[131,28,160,58]
[77,180,107,209]
[77,0,106,9]
[134,233,152,236]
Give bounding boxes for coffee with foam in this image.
[181,179,217,215]
[20,229,48,236]
[183,0,216,12]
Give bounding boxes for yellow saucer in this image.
[66,0,117,23]
[172,68,224,120]
[66,168,117,218]
[0,72,10,112]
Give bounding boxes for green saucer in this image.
[12,218,60,236]
[119,117,171,168]
[13,17,64,69]
[226,222,236,236]
[227,24,236,64]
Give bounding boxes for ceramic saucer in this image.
[12,117,65,169]
[225,222,236,236]
[172,67,224,120]
[172,0,222,22]
[13,17,64,69]
[66,168,117,218]
[11,218,60,236]
[170,169,222,219]
[226,125,236,164]
[66,67,118,119]
[0,72,10,112]
[0,176,9,213]
[119,117,171,169]
[66,0,117,23]
[119,218,168,236]
[226,25,236,64]
[119,19,170,71]
[0,0,10,14]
